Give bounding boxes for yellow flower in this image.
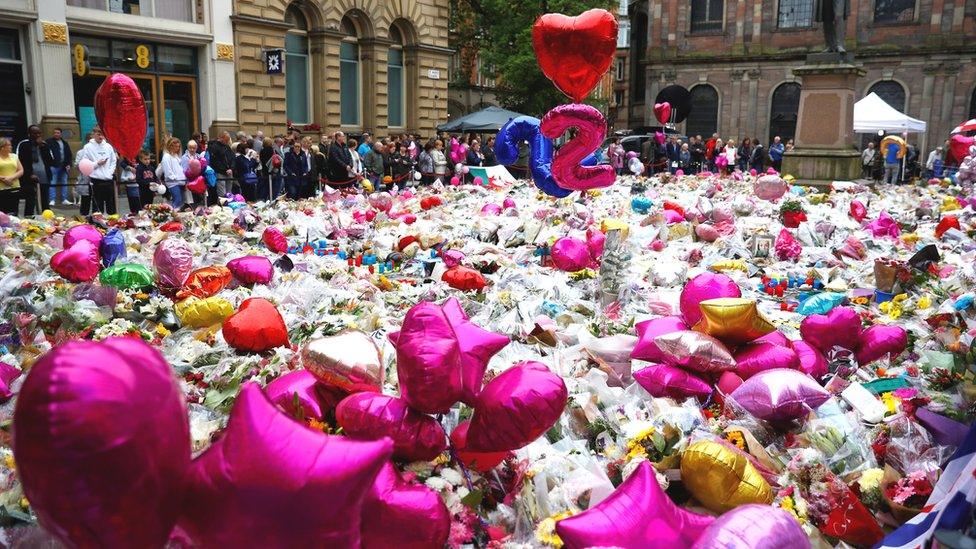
[155,324,171,338]
[536,511,575,548]
[20,497,29,509]
[917,296,932,309]
[881,392,899,414]
[879,302,891,313]
[3,454,14,470]
[858,468,884,492]
[893,293,908,303]
[854,297,869,305]
[779,496,806,524]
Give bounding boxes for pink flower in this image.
[893,388,919,399]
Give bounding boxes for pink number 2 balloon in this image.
[540,103,615,191]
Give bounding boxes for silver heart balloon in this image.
[302,330,383,393]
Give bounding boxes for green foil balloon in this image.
[100,263,154,289]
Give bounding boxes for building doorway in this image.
[0,28,27,142]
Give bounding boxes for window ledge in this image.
[868,19,919,28]
[773,25,818,33]
[688,29,726,37]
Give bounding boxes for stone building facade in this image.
[231,0,452,138]
[614,0,976,154]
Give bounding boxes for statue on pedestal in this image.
[814,0,851,52]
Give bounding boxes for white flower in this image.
[424,477,450,492]
[439,468,464,486]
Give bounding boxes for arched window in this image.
[630,10,647,103]
[284,3,310,124]
[868,80,906,112]
[340,15,361,126]
[387,25,405,128]
[769,82,801,142]
[686,85,719,138]
[969,87,976,119]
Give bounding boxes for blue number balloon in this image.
[496,116,572,198]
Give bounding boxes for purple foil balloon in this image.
[441,297,510,405]
[800,306,862,354]
[0,361,21,403]
[361,461,451,549]
[395,301,463,414]
[855,325,908,365]
[466,361,567,452]
[62,223,103,249]
[734,341,800,379]
[551,237,592,272]
[692,504,809,549]
[793,340,828,379]
[180,383,393,547]
[153,237,194,292]
[13,338,190,548]
[557,462,715,548]
[654,330,736,373]
[227,255,274,285]
[99,227,126,267]
[631,316,688,363]
[337,392,447,462]
[633,363,712,401]
[679,273,742,326]
[731,368,830,421]
[264,370,328,420]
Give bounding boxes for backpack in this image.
[204,166,217,188]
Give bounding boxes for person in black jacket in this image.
[233,143,259,202]
[16,125,54,216]
[45,128,72,205]
[206,131,234,204]
[327,131,353,187]
[390,143,413,183]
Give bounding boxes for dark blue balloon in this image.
[496,116,571,198]
[99,228,126,268]
[581,152,601,167]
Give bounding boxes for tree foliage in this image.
[451,0,615,118]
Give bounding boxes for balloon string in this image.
[441,415,492,546]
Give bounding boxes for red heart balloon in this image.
[222,298,289,353]
[94,73,147,163]
[653,102,672,124]
[532,9,618,103]
[949,134,974,164]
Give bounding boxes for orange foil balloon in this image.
[95,73,147,163]
[176,266,232,301]
[694,297,775,345]
[302,331,384,394]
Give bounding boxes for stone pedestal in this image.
[781,59,865,187]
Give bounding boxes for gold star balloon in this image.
[694,297,775,345]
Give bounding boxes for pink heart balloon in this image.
[586,227,606,259]
[395,302,463,414]
[800,306,862,354]
[866,210,901,238]
[633,363,712,401]
[153,237,194,292]
[855,325,908,365]
[262,226,288,254]
[361,461,451,549]
[691,504,810,549]
[730,368,829,421]
[180,383,393,547]
[62,223,103,249]
[227,255,274,285]
[264,370,329,420]
[653,102,672,124]
[753,174,789,201]
[50,238,101,282]
[14,338,190,548]
[631,316,689,363]
[551,236,592,272]
[440,297,510,405]
[734,341,800,379]
[793,340,828,379]
[679,273,742,326]
[336,392,447,462]
[466,361,567,452]
[557,461,714,548]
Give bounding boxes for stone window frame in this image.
[865,78,909,113]
[773,0,816,30]
[871,0,920,26]
[689,0,726,35]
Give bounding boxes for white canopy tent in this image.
[853,92,927,133]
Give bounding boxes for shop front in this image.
[0,27,28,142]
[71,35,198,158]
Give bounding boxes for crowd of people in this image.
[607,133,794,176]
[860,136,960,185]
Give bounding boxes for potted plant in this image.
[780,199,807,228]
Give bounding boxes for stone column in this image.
[34,2,78,143]
[746,68,761,138]
[318,29,344,134]
[940,63,960,139]
[360,37,391,134]
[204,0,238,136]
[782,60,865,185]
[729,69,744,137]
[919,65,939,157]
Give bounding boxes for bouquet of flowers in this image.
[779,199,807,228]
[883,467,935,523]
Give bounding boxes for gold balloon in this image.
[680,440,772,513]
[176,296,234,328]
[302,330,384,393]
[694,297,775,345]
[600,218,630,239]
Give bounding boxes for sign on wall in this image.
[265,50,283,75]
[427,69,440,80]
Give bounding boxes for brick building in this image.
[232,0,452,138]
[613,0,976,154]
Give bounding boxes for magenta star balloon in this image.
[395,301,463,414]
[441,297,510,405]
[630,316,688,363]
[361,461,451,549]
[466,361,567,452]
[336,392,447,462]
[691,504,809,549]
[179,383,393,547]
[264,369,328,420]
[556,461,714,548]
[14,337,190,549]
[730,368,830,421]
